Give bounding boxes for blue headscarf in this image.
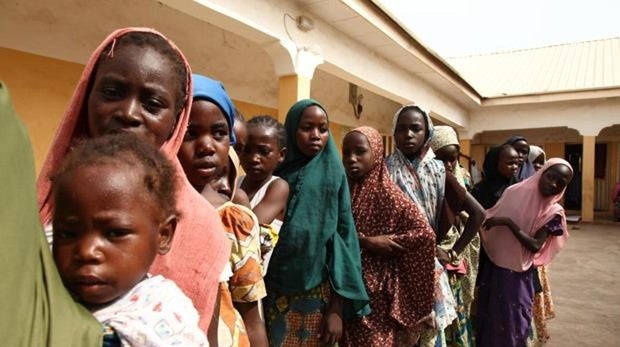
[191,74,236,145]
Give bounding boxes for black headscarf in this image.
[472,145,517,209]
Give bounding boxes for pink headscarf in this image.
[481,158,572,272]
[36,27,230,331]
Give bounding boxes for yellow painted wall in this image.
[544,142,565,160]
[582,136,596,222]
[470,144,486,172]
[0,48,83,172]
[0,48,283,172]
[606,142,618,213]
[330,122,343,155]
[459,139,472,167]
[233,99,277,120]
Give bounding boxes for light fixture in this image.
[296,15,314,32]
[349,83,364,119]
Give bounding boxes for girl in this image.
[505,136,534,180]
[1,82,102,346]
[265,99,370,347]
[386,105,485,347]
[525,146,556,347]
[528,145,546,172]
[178,74,267,347]
[35,28,230,331]
[471,144,520,210]
[429,125,472,190]
[614,181,620,221]
[341,126,435,346]
[476,159,573,347]
[52,134,207,346]
[429,125,479,346]
[238,115,289,273]
[233,109,249,156]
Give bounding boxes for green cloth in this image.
[0,82,102,346]
[267,99,370,319]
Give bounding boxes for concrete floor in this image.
[546,222,620,346]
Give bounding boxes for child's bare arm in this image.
[252,179,289,224]
[207,288,221,346]
[235,302,268,347]
[483,217,549,253]
[452,193,485,254]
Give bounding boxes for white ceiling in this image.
[295,0,478,108]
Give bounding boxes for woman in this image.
[1,81,102,346]
[477,159,573,347]
[265,99,370,346]
[386,105,485,347]
[342,126,435,346]
[35,28,230,332]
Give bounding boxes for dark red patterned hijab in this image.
[348,126,436,327]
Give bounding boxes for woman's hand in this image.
[361,235,406,256]
[319,293,343,345]
[319,310,342,345]
[436,248,450,265]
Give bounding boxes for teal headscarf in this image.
[268,99,370,319]
[0,82,102,346]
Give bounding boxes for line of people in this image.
[3,27,574,347]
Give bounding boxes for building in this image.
[1,0,618,221]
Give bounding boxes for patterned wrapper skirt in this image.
[264,283,330,347]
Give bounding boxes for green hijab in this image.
[0,82,102,346]
[268,99,370,319]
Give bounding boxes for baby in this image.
[51,134,207,346]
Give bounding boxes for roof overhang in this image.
[481,87,620,107]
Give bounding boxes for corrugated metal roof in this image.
[448,37,620,98]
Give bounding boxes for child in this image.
[264,99,370,347]
[528,145,546,172]
[51,134,207,346]
[523,145,556,346]
[386,105,485,347]
[614,181,620,221]
[341,126,435,346]
[238,115,289,273]
[477,158,573,347]
[212,148,252,208]
[472,144,520,209]
[233,109,248,156]
[429,125,479,346]
[178,74,267,347]
[505,136,534,180]
[36,28,230,331]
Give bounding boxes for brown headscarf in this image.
[348,126,436,329]
[35,27,230,331]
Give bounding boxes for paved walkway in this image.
[546,222,620,346]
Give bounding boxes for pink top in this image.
[36,27,230,331]
[613,182,620,203]
[480,158,572,272]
